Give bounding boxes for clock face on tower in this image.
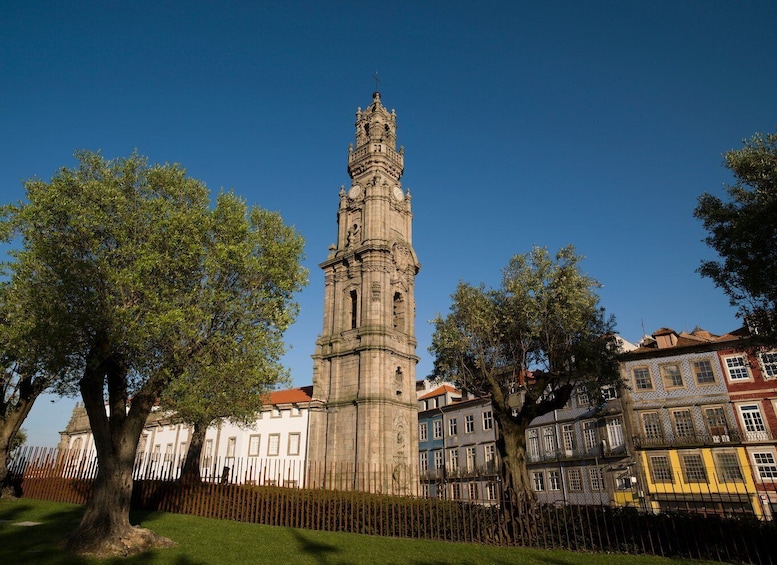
[392,185,403,201]
[348,184,362,199]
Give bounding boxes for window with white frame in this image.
[739,404,768,440]
[681,453,707,482]
[583,421,597,450]
[451,483,461,500]
[562,424,575,453]
[752,452,777,480]
[465,446,477,472]
[692,359,716,384]
[532,471,545,491]
[203,439,213,467]
[486,482,497,501]
[484,443,495,467]
[649,454,673,482]
[589,467,604,491]
[527,429,540,459]
[714,452,744,482]
[433,419,443,439]
[606,417,624,449]
[632,366,653,390]
[165,443,174,462]
[548,470,561,491]
[448,448,459,471]
[759,351,777,379]
[419,452,428,472]
[448,418,458,436]
[248,434,261,457]
[543,426,556,454]
[482,410,494,430]
[226,437,236,459]
[465,414,474,433]
[567,468,582,491]
[287,433,301,456]
[419,422,428,441]
[468,482,478,501]
[642,412,663,439]
[660,363,684,389]
[267,433,280,456]
[723,354,750,381]
[671,409,695,438]
[433,450,444,469]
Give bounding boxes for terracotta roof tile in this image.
[266,386,313,405]
[418,384,460,401]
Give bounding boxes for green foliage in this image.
[1,150,306,410]
[430,245,620,419]
[695,129,777,334]
[1,150,214,394]
[160,191,308,429]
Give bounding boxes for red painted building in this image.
[715,327,777,518]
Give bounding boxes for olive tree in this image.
[1,151,306,555]
[429,246,620,539]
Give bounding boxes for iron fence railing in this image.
[526,443,629,463]
[5,446,777,565]
[632,430,758,449]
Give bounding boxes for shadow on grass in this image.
[288,528,339,564]
[0,500,87,564]
[0,499,34,521]
[1,500,202,565]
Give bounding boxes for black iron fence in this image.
[5,446,777,564]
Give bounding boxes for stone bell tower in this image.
[308,91,420,493]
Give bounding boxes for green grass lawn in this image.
[1,497,718,565]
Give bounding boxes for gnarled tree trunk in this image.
[0,404,32,492]
[64,343,174,556]
[493,409,537,545]
[0,369,48,492]
[179,420,207,483]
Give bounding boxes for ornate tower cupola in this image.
[308,91,420,494]
[348,92,403,182]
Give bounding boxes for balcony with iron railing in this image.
[526,444,628,464]
[420,462,499,481]
[630,429,776,449]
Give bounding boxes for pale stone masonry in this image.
[307,92,421,493]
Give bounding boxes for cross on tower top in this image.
[373,70,381,93]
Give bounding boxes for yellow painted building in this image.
[637,446,761,517]
[621,327,763,517]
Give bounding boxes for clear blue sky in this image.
[3,1,775,447]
